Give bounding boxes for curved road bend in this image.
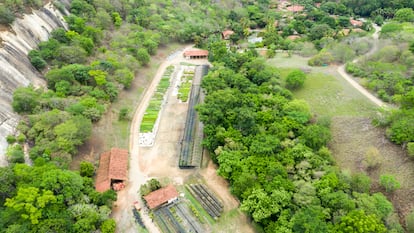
[337,24,389,108]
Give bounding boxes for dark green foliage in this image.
[140,178,161,196]
[0,167,16,205]
[12,86,40,114]
[29,56,47,70]
[6,135,16,144]
[118,107,130,121]
[393,8,414,22]
[0,6,14,25]
[351,173,371,193]
[301,124,332,150]
[6,144,24,164]
[136,48,150,66]
[386,110,414,144]
[0,163,115,232]
[80,161,94,177]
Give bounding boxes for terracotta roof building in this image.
[183,49,209,59]
[95,148,129,192]
[286,5,304,12]
[222,30,235,40]
[350,19,363,27]
[143,185,179,209]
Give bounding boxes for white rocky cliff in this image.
[0,2,69,166]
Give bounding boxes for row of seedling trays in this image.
[186,184,223,219]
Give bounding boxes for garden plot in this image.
[139,66,175,146]
[186,184,223,219]
[154,201,206,233]
[177,68,194,102]
[179,65,208,168]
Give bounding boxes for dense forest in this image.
[1,0,414,232]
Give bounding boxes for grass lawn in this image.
[269,54,378,118]
[290,70,377,117]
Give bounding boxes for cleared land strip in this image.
[179,65,209,168]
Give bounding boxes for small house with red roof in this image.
[143,185,179,209]
[350,19,363,27]
[95,148,129,192]
[222,30,235,40]
[183,49,209,59]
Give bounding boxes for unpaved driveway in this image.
[337,24,389,108]
[111,46,249,233]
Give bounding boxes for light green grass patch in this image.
[290,70,377,117]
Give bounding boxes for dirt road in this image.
[112,46,191,233]
[112,46,246,233]
[337,24,389,108]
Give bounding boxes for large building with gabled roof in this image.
[95,148,129,192]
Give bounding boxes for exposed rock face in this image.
[0,2,68,166]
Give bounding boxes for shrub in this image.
[0,6,15,25]
[16,134,26,143]
[6,135,16,144]
[363,146,381,170]
[101,219,116,233]
[285,70,306,90]
[308,51,334,66]
[379,174,401,193]
[351,173,371,193]
[406,210,414,233]
[118,107,130,121]
[30,56,47,71]
[80,161,95,177]
[6,144,24,164]
[408,142,414,158]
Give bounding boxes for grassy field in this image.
[268,54,378,118]
[285,69,377,117]
[268,54,414,222]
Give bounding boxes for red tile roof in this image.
[350,19,363,27]
[143,185,179,209]
[95,148,129,192]
[286,5,304,12]
[183,49,209,57]
[222,30,234,39]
